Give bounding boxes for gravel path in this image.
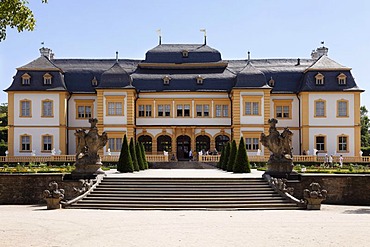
[1,204,370,247]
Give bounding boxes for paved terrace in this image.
[1,169,370,246]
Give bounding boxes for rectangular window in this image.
[165,104,171,117]
[42,101,53,117]
[177,105,183,117]
[158,105,164,117]
[42,135,52,151]
[315,101,325,117]
[108,138,123,152]
[338,136,348,152]
[223,105,228,117]
[245,102,259,115]
[78,106,92,118]
[316,136,325,151]
[44,78,52,85]
[107,102,123,116]
[138,105,145,117]
[157,104,171,117]
[21,135,31,151]
[203,104,209,117]
[216,105,222,117]
[196,105,202,117]
[246,138,259,150]
[145,105,152,117]
[276,106,290,118]
[22,78,30,85]
[20,100,31,117]
[338,101,348,117]
[184,104,190,117]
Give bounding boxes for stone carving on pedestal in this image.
[260,118,295,177]
[72,118,108,177]
[304,182,327,210]
[43,181,65,209]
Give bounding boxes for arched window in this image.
[215,135,230,152]
[157,135,172,153]
[196,135,210,153]
[138,135,152,152]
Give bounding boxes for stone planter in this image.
[45,197,61,210]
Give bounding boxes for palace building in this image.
[4,42,363,160]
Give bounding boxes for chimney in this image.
[39,47,53,59]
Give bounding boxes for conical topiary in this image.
[217,145,225,169]
[136,142,145,170]
[117,135,134,173]
[140,142,149,169]
[222,142,231,171]
[233,137,251,173]
[129,137,140,171]
[227,140,237,172]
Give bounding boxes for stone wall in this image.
[0,174,81,204]
[287,174,370,205]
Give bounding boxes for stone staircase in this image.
[66,177,301,210]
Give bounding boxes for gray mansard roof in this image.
[5,44,362,94]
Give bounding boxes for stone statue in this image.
[303,182,327,210]
[260,118,294,176]
[43,181,65,209]
[72,118,108,176]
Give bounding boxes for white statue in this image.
[256,149,261,156]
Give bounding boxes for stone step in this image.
[88,193,281,198]
[80,198,289,203]
[93,187,274,192]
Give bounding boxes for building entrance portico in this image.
[176,135,191,160]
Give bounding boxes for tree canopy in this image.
[361,106,370,147]
[0,0,47,41]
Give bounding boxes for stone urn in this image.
[303,182,327,210]
[43,181,65,210]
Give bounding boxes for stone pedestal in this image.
[45,198,61,210]
[264,160,297,179]
[306,198,324,210]
[71,159,105,179]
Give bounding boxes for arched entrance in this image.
[196,135,210,153]
[176,135,191,160]
[157,135,172,153]
[215,135,230,152]
[138,135,152,153]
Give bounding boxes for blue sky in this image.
[1,0,370,108]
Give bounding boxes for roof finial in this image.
[156,29,162,45]
[115,51,119,63]
[321,41,325,47]
[41,41,45,48]
[200,29,207,45]
[247,51,251,62]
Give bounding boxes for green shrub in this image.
[140,142,148,169]
[233,137,251,173]
[227,140,237,172]
[222,142,231,171]
[136,142,145,170]
[217,145,226,169]
[129,138,140,171]
[117,135,134,173]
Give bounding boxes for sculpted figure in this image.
[73,118,108,175]
[260,118,293,163]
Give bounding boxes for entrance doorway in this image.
[176,135,191,160]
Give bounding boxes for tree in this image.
[227,140,237,172]
[217,145,225,169]
[361,106,370,147]
[0,103,8,155]
[136,142,145,170]
[221,142,231,171]
[140,142,149,169]
[233,137,251,173]
[117,135,134,173]
[129,138,139,171]
[0,0,48,41]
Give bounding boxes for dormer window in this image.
[182,50,189,58]
[163,75,171,85]
[196,75,204,85]
[21,73,31,85]
[315,73,324,85]
[269,77,275,87]
[91,76,98,86]
[337,73,347,85]
[43,73,52,85]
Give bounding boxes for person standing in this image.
[189,150,193,161]
[329,155,333,168]
[339,155,343,168]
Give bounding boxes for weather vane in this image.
[200,29,207,45]
[156,29,162,45]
